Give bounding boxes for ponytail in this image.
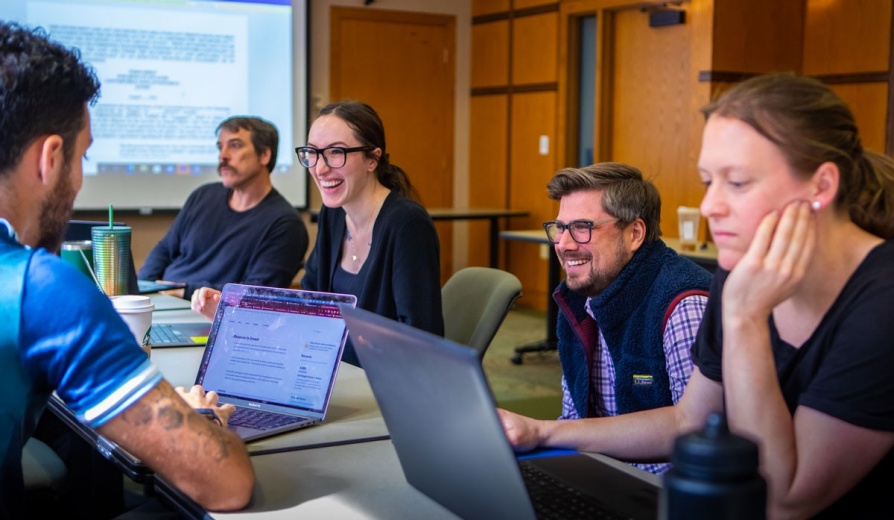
[376,153,418,201]
[849,150,894,239]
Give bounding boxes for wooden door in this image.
[330,7,456,282]
[607,6,702,241]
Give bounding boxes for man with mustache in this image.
[139,116,308,300]
[0,22,254,517]
[505,163,711,474]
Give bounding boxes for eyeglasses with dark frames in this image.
[542,218,618,244]
[295,145,373,169]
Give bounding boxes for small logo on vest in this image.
[633,374,653,386]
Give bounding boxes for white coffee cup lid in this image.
[110,295,155,312]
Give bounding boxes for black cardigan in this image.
[301,191,444,365]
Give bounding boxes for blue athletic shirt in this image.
[3,219,160,426]
[2,219,162,516]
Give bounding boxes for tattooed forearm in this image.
[185,412,232,462]
[158,405,186,430]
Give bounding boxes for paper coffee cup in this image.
[677,206,701,251]
[111,295,154,357]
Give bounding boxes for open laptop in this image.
[341,306,659,520]
[196,284,357,442]
[150,321,212,347]
[137,279,186,294]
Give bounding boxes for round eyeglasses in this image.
[542,218,618,244]
[295,145,373,169]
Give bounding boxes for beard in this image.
[562,235,630,297]
[35,161,76,254]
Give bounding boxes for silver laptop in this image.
[195,284,356,442]
[341,306,659,520]
[150,321,211,347]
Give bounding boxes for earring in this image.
[811,200,821,211]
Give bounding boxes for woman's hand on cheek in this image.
[722,200,816,320]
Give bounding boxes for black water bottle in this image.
[661,412,766,519]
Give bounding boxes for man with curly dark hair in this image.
[0,22,254,517]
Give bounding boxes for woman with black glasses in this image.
[195,100,443,366]
[298,100,443,366]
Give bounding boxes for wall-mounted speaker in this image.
[649,9,686,27]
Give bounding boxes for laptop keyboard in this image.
[149,323,188,345]
[519,462,631,520]
[228,407,304,431]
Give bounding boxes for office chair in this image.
[441,267,522,361]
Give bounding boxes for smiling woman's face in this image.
[306,114,379,210]
[697,115,813,270]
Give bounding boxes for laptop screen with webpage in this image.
[196,284,356,420]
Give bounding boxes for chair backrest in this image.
[441,267,522,360]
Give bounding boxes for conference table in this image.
[49,300,661,518]
[498,232,718,364]
[310,207,529,269]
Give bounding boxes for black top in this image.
[693,241,894,518]
[302,191,444,366]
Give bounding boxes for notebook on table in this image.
[341,306,659,520]
[196,284,357,442]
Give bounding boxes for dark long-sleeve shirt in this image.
[139,183,308,299]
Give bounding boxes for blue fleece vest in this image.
[554,240,712,417]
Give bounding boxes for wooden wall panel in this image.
[468,95,510,267]
[609,7,704,240]
[803,0,891,75]
[472,21,510,88]
[512,12,559,84]
[829,83,889,154]
[473,0,510,17]
[508,91,558,310]
[331,8,455,281]
[513,0,556,9]
[712,0,804,73]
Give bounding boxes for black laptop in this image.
[341,306,659,520]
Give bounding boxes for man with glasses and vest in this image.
[499,162,711,475]
[139,116,308,300]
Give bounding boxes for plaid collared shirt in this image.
[559,294,707,475]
